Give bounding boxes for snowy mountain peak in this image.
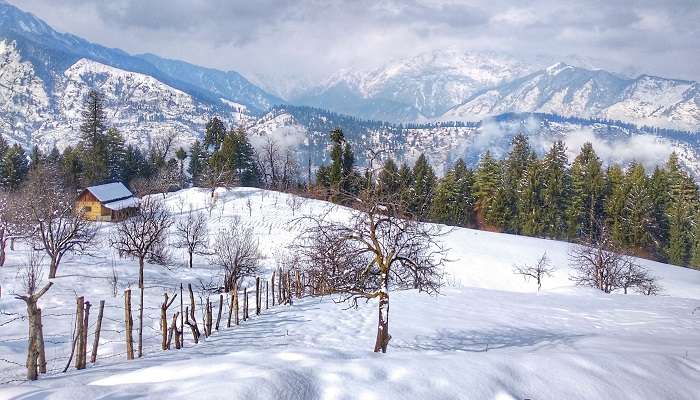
[545,62,573,75]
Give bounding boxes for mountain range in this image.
[0,0,698,176]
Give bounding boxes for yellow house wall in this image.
[76,200,110,221]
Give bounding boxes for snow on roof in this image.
[86,182,134,203]
[103,196,140,211]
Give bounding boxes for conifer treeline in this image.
[314,130,700,269]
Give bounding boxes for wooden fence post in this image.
[266,281,269,310]
[215,294,223,331]
[271,272,276,306]
[234,287,239,325]
[124,290,134,360]
[75,297,85,369]
[227,290,234,328]
[242,287,247,321]
[90,300,104,363]
[161,293,176,350]
[256,277,261,315]
[206,298,213,336]
[180,284,184,349]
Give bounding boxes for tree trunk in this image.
[373,292,391,353]
[187,284,200,342]
[188,251,193,269]
[25,303,38,381]
[0,240,6,267]
[227,290,234,328]
[124,289,134,360]
[266,281,269,310]
[138,257,145,358]
[36,308,46,374]
[234,287,239,326]
[49,254,59,279]
[91,300,105,363]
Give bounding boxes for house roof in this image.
[85,182,134,203]
[103,196,140,211]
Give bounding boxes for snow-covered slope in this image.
[0,187,698,399]
[442,63,700,131]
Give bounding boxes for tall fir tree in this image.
[604,164,626,245]
[502,134,534,233]
[0,144,29,189]
[105,128,127,182]
[377,159,401,197]
[79,89,109,184]
[473,151,502,227]
[621,163,655,250]
[517,158,544,236]
[540,141,570,238]
[188,140,205,185]
[429,159,474,226]
[567,142,604,240]
[204,117,227,152]
[409,153,436,218]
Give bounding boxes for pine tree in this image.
[604,164,626,245]
[429,159,474,226]
[188,140,205,185]
[473,151,502,227]
[209,128,260,187]
[105,128,127,182]
[567,142,604,239]
[621,163,655,250]
[29,145,42,169]
[664,152,698,265]
[79,89,109,184]
[649,166,671,257]
[517,158,544,236]
[689,210,700,269]
[204,117,227,152]
[540,141,570,238]
[175,147,187,184]
[0,144,29,189]
[123,145,151,183]
[409,154,436,218]
[377,159,401,197]
[502,134,534,233]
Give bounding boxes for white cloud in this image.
[563,129,674,170]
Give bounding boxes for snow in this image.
[0,187,699,399]
[86,183,134,203]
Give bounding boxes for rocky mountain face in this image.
[290,49,541,122]
[442,63,700,131]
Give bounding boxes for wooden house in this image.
[76,182,139,222]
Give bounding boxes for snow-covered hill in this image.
[442,63,700,131]
[0,187,698,399]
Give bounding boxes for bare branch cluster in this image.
[569,226,662,295]
[173,208,209,268]
[210,223,260,292]
[293,190,447,352]
[513,252,556,292]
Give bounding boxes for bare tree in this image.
[23,167,96,278]
[174,208,209,268]
[513,252,556,292]
[286,194,305,217]
[14,251,52,380]
[569,226,660,295]
[199,163,236,197]
[0,190,27,266]
[110,197,173,358]
[149,132,176,169]
[294,191,446,353]
[210,224,260,292]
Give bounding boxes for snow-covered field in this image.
[0,188,699,399]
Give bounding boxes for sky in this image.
[9,0,700,89]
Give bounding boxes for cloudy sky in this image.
[10,0,700,85]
